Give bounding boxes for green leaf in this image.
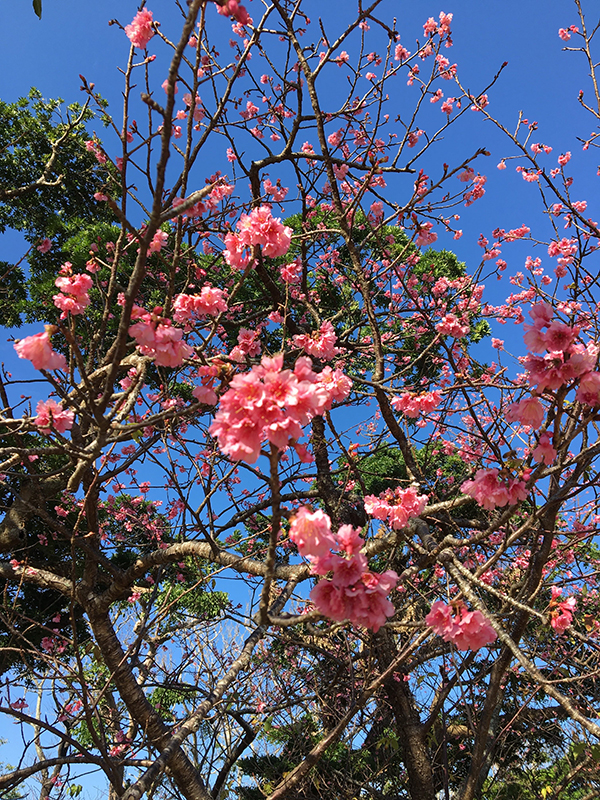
[32,0,42,18]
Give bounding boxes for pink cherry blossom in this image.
[53,272,93,319]
[436,313,470,338]
[280,259,302,284]
[14,331,67,371]
[425,600,456,638]
[451,609,497,650]
[364,486,428,530]
[576,371,600,406]
[129,313,193,368]
[415,222,437,246]
[532,431,557,464]
[310,580,350,622]
[35,399,75,435]
[210,355,349,464]
[263,178,288,202]
[224,205,292,267]
[392,390,443,418]
[549,590,577,633]
[148,230,168,253]
[426,601,496,651]
[505,396,545,429]
[125,9,155,49]
[461,468,529,510]
[289,507,337,559]
[330,553,368,586]
[335,525,363,556]
[216,0,250,25]
[172,287,228,323]
[542,321,577,353]
[292,320,341,361]
[229,328,262,362]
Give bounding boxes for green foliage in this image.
[0,88,113,325]
[0,89,107,237]
[351,442,469,499]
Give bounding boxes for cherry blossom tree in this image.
[2,1,600,799]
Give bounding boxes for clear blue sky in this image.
[0,0,593,282]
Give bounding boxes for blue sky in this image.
[1,0,594,295]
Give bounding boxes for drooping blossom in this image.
[436,313,470,338]
[415,221,437,246]
[14,331,67,371]
[148,230,168,254]
[215,0,251,26]
[224,205,292,268]
[505,395,545,429]
[532,431,557,464]
[209,355,351,463]
[125,9,155,49]
[461,468,530,510]
[263,178,288,202]
[35,399,74,435]
[280,259,302,284]
[289,507,337,560]
[364,486,428,530]
[229,328,262,362]
[575,371,600,406]
[392,390,442,418]
[129,310,193,367]
[290,507,398,632]
[548,586,577,633]
[172,287,228,323]
[192,364,221,406]
[426,601,496,651]
[292,320,341,361]
[53,272,93,319]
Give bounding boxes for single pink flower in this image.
[576,371,600,406]
[505,396,545,429]
[35,399,74,434]
[289,507,336,559]
[125,9,155,49]
[532,431,557,464]
[14,331,67,371]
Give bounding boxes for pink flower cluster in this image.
[426,601,497,651]
[289,507,398,632]
[461,468,530,510]
[129,307,193,367]
[364,486,428,530]
[216,0,250,26]
[391,390,442,418]
[53,270,93,319]
[523,303,600,402]
[14,330,67,371]
[35,399,74,435]
[209,354,351,463]
[280,259,302,284]
[436,313,470,338]
[172,287,228,324]
[292,320,341,361]
[224,205,292,269]
[549,586,577,633]
[125,9,155,49]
